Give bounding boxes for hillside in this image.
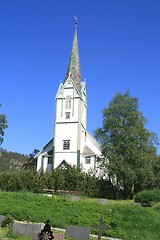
[0,148,28,171]
[0,191,159,240]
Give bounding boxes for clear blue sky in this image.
[0,0,160,155]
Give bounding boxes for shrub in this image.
[152,202,160,211]
[134,189,160,206]
[1,215,14,227]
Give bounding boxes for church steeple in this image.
[64,18,81,92]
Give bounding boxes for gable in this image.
[56,160,69,169]
[35,138,53,158]
[63,76,82,96]
[82,145,95,156]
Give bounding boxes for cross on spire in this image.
[92,216,109,240]
[74,16,78,28]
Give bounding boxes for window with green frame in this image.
[48,157,52,164]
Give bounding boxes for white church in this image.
[36,22,102,174]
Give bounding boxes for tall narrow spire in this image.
[64,18,81,91]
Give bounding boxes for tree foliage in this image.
[134,189,160,206]
[22,149,39,170]
[150,155,160,188]
[0,104,7,145]
[95,91,159,198]
[0,165,117,198]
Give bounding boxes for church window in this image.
[48,157,52,164]
[85,157,91,164]
[65,96,71,109]
[63,140,70,150]
[65,112,70,119]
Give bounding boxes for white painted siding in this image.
[54,152,77,169]
[36,140,53,173]
[54,123,78,150]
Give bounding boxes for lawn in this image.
[0,226,31,239]
[0,191,159,240]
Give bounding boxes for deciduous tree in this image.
[95,91,159,198]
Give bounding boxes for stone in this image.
[12,221,44,237]
[97,198,107,205]
[54,233,64,240]
[0,215,5,227]
[131,201,141,206]
[70,196,80,201]
[66,226,90,240]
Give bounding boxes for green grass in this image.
[0,226,31,239]
[0,191,159,240]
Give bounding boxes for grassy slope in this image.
[0,191,159,240]
[0,227,31,239]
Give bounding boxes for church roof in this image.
[34,138,53,158]
[82,145,95,156]
[64,25,81,92]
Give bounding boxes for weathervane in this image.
[74,16,78,28]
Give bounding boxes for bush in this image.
[1,215,14,227]
[153,202,160,211]
[134,189,160,206]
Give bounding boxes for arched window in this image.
[65,95,71,109]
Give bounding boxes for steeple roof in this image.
[64,26,81,91]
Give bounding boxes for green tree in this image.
[0,104,7,145]
[22,149,39,170]
[149,155,160,189]
[95,91,158,198]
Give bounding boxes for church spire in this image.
[64,17,81,91]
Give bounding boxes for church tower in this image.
[53,23,87,169]
[36,20,101,174]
